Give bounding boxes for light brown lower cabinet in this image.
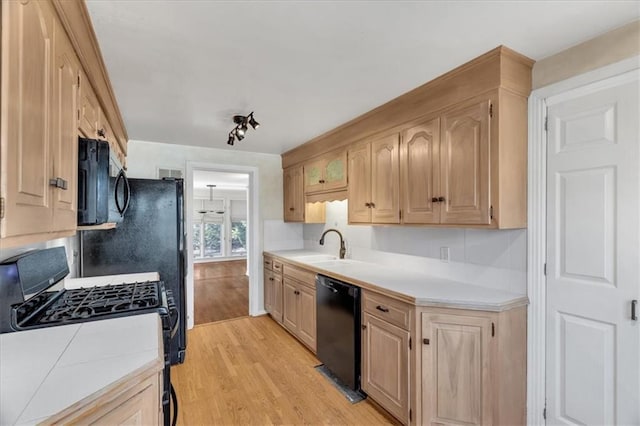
[418,307,526,426]
[282,277,317,352]
[360,289,526,426]
[421,312,492,425]
[264,267,284,324]
[43,368,162,425]
[361,312,410,424]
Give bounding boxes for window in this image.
[193,194,247,259]
[230,199,247,257]
[203,223,223,257]
[231,221,247,256]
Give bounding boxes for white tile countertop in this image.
[266,249,528,311]
[0,313,162,425]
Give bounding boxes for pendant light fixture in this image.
[197,184,225,214]
[227,112,260,146]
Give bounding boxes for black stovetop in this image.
[14,281,164,329]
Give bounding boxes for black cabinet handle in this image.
[431,197,439,202]
[365,202,371,208]
[289,207,295,211]
[370,202,376,208]
[319,179,325,184]
[633,300,638,321]
[376,305,389,313]
[269,277,274,281]
[362,325,367,330]
[423,338,430,345]
[438,196,445,202]
[97,128,106,138]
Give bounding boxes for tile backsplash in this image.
[303,200,526,294]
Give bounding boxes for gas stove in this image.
[14,281,170,329]
[1,247,179,426]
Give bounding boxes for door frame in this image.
[185,161,261,329]
[526,55,640,425]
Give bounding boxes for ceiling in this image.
[193,170,249,190]
[86,1,639,155]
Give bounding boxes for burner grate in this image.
[25,281,162,325]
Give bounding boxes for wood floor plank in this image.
[194,260,248,325]
[173,315,397,425]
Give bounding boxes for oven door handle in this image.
[170,305,180,338]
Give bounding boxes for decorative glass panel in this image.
[326,159,344,182]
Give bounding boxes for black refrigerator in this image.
[80,178,187,365]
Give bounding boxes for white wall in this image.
[533,20,640,89]
[303,201,527,294]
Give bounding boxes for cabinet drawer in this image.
[272,260,283,274]
[263,257,273,271]
[283,264,316,288]
[363,291,412,331]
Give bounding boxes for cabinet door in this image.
[264,269,274,314]
[421,312,492,426]
[401,118,440,224]
[51,21,79,233]
[272,274,284,324]
[440,100,491,225]
[297,284,316,352]
[1,0,55,238]
[347,144,371,223]
[282,279,299,332]
[371,134,400,223]
[283,166,304,222]
[362,313,410,423]
[322,149,347,191]
[304,158,325,193]
[88,375,160,425]
[79,71,99,138]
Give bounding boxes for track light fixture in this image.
[227,112,260,146]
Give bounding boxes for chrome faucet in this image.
[319,228,346,259]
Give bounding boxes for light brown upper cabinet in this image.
[1,0,79,245]
[401,99,491,225]
[304,149,347,194]
[79,70,99,139]
[401,92,526,228]
[348,134,400,224]
[282,46,532,229]
[284,165,325,223]
[283,166,305,222]
[1,0,130,247]
[52,18,81,234]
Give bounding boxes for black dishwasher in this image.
[316,274,361,391]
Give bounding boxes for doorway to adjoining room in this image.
[191,170,249,325]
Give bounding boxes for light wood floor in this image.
[172,315,395,425]
[194,260,248,325]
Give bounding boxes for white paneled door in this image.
[546,75,639,425]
